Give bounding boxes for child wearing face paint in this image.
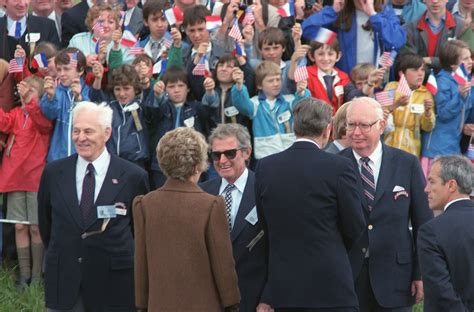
[40,48,89,162]
[145,66,209,188]
[289,40,350,115]
[383,53,435,157]
[90,63,151,168]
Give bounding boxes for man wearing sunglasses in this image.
[340,97,433,312]
[201,123,270,312]
[254,98,366,312]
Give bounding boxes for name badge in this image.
[25,33,41,43]
[245,206,258,225]
[334,85,344,97]
[224,106,239,117]
[183,116,195,128]
[277,110,291,124]
[97,205,117,219]
[410,103,424,114]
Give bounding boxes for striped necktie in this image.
[360,157,375,212]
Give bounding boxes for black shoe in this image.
[15,276,30,290]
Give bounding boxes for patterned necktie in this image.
[15,22,21,39]
[360,157,375,212]
[224,184,235,231]
[80,163,96,223]
[323,75,335,102]
[151,41,161,61]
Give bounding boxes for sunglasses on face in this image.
[210,148,243,161]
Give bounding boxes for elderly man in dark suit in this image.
[255,97,366,312]
[201,124,269,312]
[38,102,149,312]
[418,155,474,312]
[0,0,59,61]
[340,97,433,312]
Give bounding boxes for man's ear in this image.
[335,51,342,62]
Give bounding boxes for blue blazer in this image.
[339,144,433,308]
[255,141,366,309]
[200,170,268,312]
[418,199,474,312]
[38,154,149,311]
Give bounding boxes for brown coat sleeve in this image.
[133,195,148,309]
[205,196,241,308]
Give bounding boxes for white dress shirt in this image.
[124,7,135,27]
[7,16,27,38]
[76,149,111,203]
[219,168,249,228]
[443,197,471,211]
[352,140,383,187]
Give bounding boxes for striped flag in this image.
[379,50,397,68]
[452,63,469,85]
[426,72,438,95]
[32,53,48,69]
[242,7,255,25]
[92,20,104,35]
[206,16,222,32]
[165,6,184,26]
[121,27,138,47]
[396,74,412,97]
[68,53,78,68]
[163,32,173,49]
[192,55,210,76]
[228,18,243,41]
[153,58,168,75]
[294,58,309,83]
[375,90,395,107]
[127,47,145,56]
[313,27,337,45]
[233,41,246,58]
[8,57,23,73]
[277,0,295,17]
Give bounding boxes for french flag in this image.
[233,41,246,58]
[165,7,184,26]
[452,63,469,85]
[277,0,295,17]
[32,53,48,69]
[313,27,337,45]
[153,59,168,75]
[426,72,438,95]
[121,27,137,48]
[206,16,222,32]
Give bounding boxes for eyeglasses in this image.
[210,148,242,161]
[346,120,380,133]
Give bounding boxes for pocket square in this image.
[393,185,405,192]
[394,190,409,200]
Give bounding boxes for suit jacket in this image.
[255,141,366,309]
[417,199,474,312]
[60,0,89,47]
[201,170,268,312]
[0,15,60,61]
[124,7,143,36]
[38,154,149,311]
[133,178,240,311]
[339,144,433,308]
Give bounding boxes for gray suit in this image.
[124,7,143,36]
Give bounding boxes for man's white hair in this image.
[347,97,384,121]
[72,101,113,130]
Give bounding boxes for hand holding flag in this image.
[294,57,309,82]
[165,7,184,26]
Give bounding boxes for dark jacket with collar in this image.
[201,170,268,312]
[60,0,89,47]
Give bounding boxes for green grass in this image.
[0,266,45,312]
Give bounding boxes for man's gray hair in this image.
[347,97,384,121]
[434,155,473,195]
[292,98,332,137]
[72,101,113,130]
[208,124,252,149]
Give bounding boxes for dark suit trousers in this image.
[355,260,411,312]
[276,308,358,312]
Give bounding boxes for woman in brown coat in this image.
[133,127,240,312]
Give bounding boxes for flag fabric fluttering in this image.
[32,53,48,69]
[165,7,184,26]
[375,90,395,107]
[163,31,173,49]
[294,58,309,83]
[396,74,412,97]
[192,55,210,76]
[242,7,255,25]
[452,63,469,85]
[206,16,223,32]
[426,72,438,95]
[127,47,145,56]
[379,50,397,68]
[121,27,138,47]
[68,53,78,68]
[8,57,24,73]
[229,18,243,41]
[233,41,246,58]
[313,27,337,45]
[92,20,104,35]
[277,0,295,17]
[153,58,168,75]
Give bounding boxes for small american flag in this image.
[68,53,78,68]
[163,32,172,49]
[192,55,210,76]
[396,74,412,97]
[8,57,23,73]
[379,50,397,68]
[294,58,308,83]
[229,19,243,41]
[375,90,394,107]
[127,47,145,56]
[92,20,104,35]
[242,7,255,25]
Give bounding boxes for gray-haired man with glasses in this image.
[340,97,433,312]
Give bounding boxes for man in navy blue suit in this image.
[255,97,366,312]
[340,97,433,311]
[418,155,474,312]
[201,123,269,312]
[38,102,149,311]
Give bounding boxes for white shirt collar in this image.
[352,140,383,167]
[443,197,471,211]
[333,140,345,151]
[7,15,27,38]
[219,168,248,194]
[296,138,320,149]
[280,60,286,69]
[77,148,110,177]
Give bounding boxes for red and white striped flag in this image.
[127,47,145,56]
[242,7,255,25]
[294,58,308,82]
[92,20,104,35]
[192,55,210,76]
[68,53,78,68]
[379,50,397,68]
[426,72,438,95]
[396,74,412,97]
[229,18,243,41]
[164,6,184,26]
[8,57,23,73]
[375,90,394,107]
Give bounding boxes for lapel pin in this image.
[112,179,119,184]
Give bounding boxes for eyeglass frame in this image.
[345,119,381,133]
